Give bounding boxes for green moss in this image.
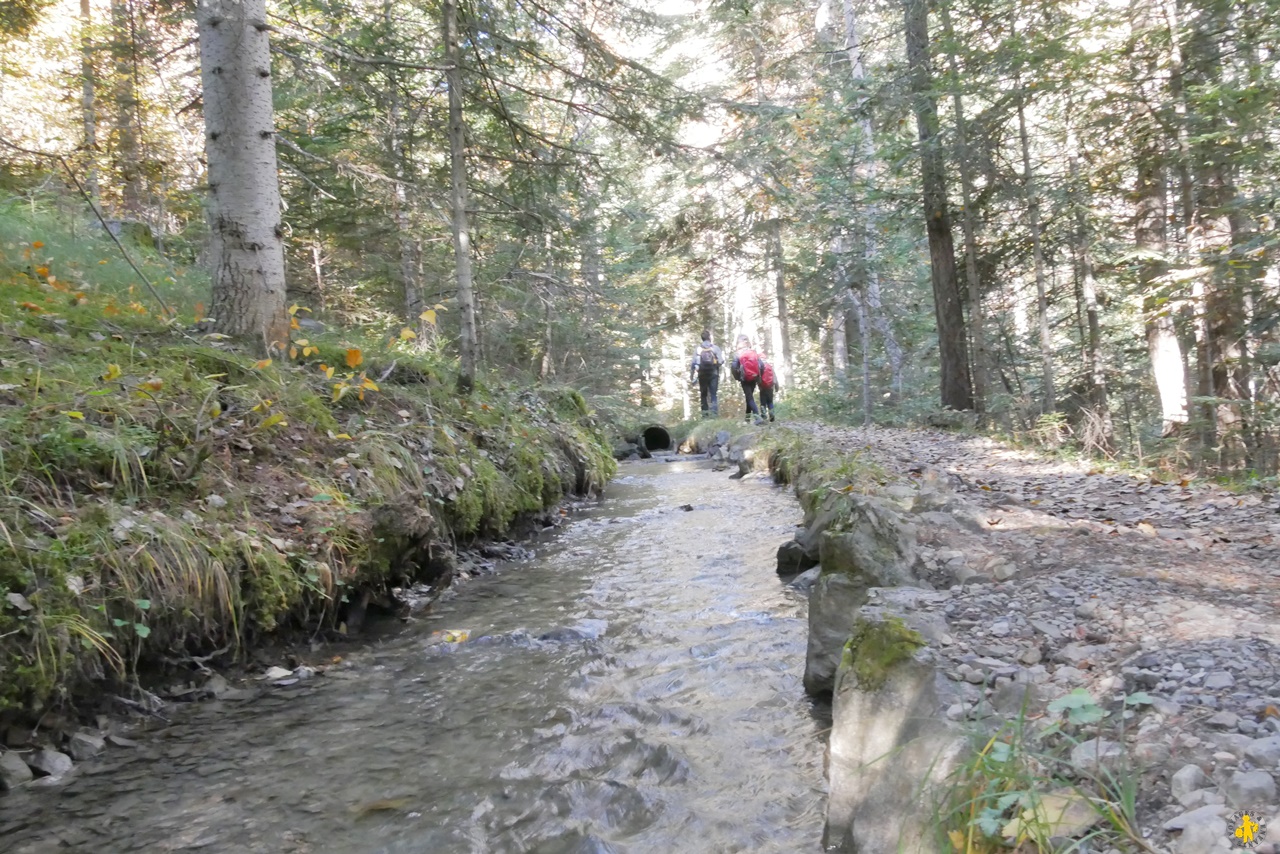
[842,616,927,691]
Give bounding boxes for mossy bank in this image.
[0,223,615,719]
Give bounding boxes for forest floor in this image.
[787,422,1280,853]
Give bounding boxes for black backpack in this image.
[698,344,719,374]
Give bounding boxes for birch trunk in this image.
[444,0,478,393]
[196,0,289,353]
[841,0,902,398]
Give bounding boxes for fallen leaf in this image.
[345,348,363,369]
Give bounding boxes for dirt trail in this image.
[790,423,1280,851]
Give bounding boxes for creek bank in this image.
[0,277,617,779]
[742,423,1280,854]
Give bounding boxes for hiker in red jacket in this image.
[730,335,763,422]
[758,348,777,423]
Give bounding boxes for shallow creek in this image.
[2,458,829,853]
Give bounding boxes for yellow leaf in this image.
[419,309,437,326]
[320,364,335,379]
[334,432,352,440]
[399,327,416,340]
[303,346,317,357]
[289,346,298,359]
[332,384,348,402]
[288,304,300,316]
[62,410,85,420]
[433,303,445,310]
[361,378,379,391]
[345,348,363,369]
[290,317,300,331]
[101,363,122,381]
[142,378,164,392]
[947,829,965,851]
[255,359,272,369]
[259,413,288,429]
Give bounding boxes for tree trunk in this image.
[1068,128,1112,450]
[196,0,289,353]
[853,288,871,425]
[1186,0,1248,453]
[1131,0,1187,436]
[110,0,143,216]
[1017,95,1055,413]
[80,0,99,203]
[443,0,478,393]
[938,0,987,411]
[767,217,794,388]
[904,0,972,410]
[842,0,902,399]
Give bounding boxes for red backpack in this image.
[738,350,761,382]
[760,361,775,390]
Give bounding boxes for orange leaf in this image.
[103,304,120,316]
[255,359,272,369]
[18,302,41,312]
[345,348,363,369]
[142,378,164,392]
[194,302,205,323]
[289,346,298,359]
[31,241,43,249]
[290,316,300,331]
[35,266,49,277]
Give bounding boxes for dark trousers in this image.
[698,371,719,416]
[740,379,759,418]
[759,385,774,418]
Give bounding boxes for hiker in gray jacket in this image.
[689,329,724,417]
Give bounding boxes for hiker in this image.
[688,329,724,417]
[758,348,777,423]
[730,335,763,422]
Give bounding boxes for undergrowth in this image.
[0,201,615,717]
[935,688,1158,854]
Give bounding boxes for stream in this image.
[1,458,829,853]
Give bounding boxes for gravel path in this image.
[790,424,1280,854]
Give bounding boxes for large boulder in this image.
[825,597,965,853]
[804,495,922,696]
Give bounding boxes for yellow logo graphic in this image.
[1229,810,1268,849]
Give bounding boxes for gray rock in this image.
[1205,671,1236,690]
[28,748,73,778]
[1020,647,1043,665]
[1207,711,1240,729]
[1172,764,1211,804]
[1174,813,1230,854]
[1069,738,1124,776]
[1245,736,1280,769]
[787,567,821,594]
[0,751,33,790]
[803,496,922,696]
[826,609,965,854]
[1163,804,1228,832]
[992,561,1018,581]
[205,493,227,509]
[1223,770,1276,808]
[67,731,105,761]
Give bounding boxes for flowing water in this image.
[2,459,829,853]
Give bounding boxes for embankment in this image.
[0,276,615,723]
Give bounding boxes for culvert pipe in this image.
[640,425,672,452]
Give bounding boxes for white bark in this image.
[196,0,289,353]
[842,0,903,397]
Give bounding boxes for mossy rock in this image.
[841,615,926,692]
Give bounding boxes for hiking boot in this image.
[768,412,775,422]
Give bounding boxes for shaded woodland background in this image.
[3,0,1280,472]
